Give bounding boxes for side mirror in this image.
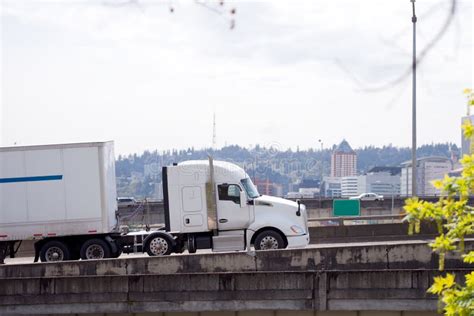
[240,191,246,208]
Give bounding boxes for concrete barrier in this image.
[1,241,471,278]
[1,241,471,314]
[0,268,468,314]
[8,221,450,260]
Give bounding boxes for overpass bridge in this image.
[1,240,471,315]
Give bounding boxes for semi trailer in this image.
[0,141,309,263]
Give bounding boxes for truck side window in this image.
[218,184,241,204]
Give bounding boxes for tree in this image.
[404,89,474,315]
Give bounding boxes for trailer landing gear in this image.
[0,241,19,264]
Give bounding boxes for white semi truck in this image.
[0,141,309,263]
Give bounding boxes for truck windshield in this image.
[240,178,260,199]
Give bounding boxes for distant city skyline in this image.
[1,1,472,155]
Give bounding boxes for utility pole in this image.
[318,139,324,179]
[212,112,217,149]
[318,139,324,204]
[411,0,417,197]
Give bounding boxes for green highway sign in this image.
[333,199,360,217]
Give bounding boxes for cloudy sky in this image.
[1,0,472,154]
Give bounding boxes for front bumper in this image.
[286,233,310,248]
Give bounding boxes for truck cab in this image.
[143,159,309,255]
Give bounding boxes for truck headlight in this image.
[290,225,304,234]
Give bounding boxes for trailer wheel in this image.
[144,235,172,256]
[254,230,285,251]
[80,239,111,260]
[40,240,71,262]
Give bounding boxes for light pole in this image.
[411,0,417,197]
[390,183,395,214]
[318,139,324,178]
[318,139,324,202]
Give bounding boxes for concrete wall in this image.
[1,242,471,314]
[310,221,442,244]
[3,241,471,278]
[0,268,458,314]
[32,312,439,316]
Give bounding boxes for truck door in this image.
[216,184,250,231]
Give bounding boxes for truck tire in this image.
[187,235,197,254]
[144,234,173,256]
[80,239,111,260]
[254,230,285,251]
[40,240,71,262]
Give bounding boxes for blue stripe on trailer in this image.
[0,175,63,183]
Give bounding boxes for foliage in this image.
[404,89,474,315]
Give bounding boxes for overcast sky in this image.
[1,0,472,155]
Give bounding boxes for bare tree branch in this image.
[337,0,457,92]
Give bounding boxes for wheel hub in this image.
[150,237,168,255]
[86,245,105,259]
[45,247,64,261]
[260,236,279,250]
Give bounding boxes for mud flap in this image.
[105,235,119,256]
[0,242,7,264]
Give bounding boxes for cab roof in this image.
[177,160,248,182]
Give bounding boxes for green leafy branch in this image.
[404,89,474,315]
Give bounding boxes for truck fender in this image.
[247,227,288,247]
[247,216,293,239]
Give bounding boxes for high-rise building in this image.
[358,167,401,197]
[254,178,283,196]
[321,176,342,198]
[331,139,357,177]
[341,167,401,198]
[400,157,452,196]
[461,115,474,156]
[341,176,358,197]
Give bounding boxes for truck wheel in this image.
[145,235,172,256]
[40,241,71,262]
[80,239,111,260]
[187,235,197,254]
[254,230,285,251]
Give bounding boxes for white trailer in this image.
[0,141,120,262]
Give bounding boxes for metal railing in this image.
[119,213,407,230]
